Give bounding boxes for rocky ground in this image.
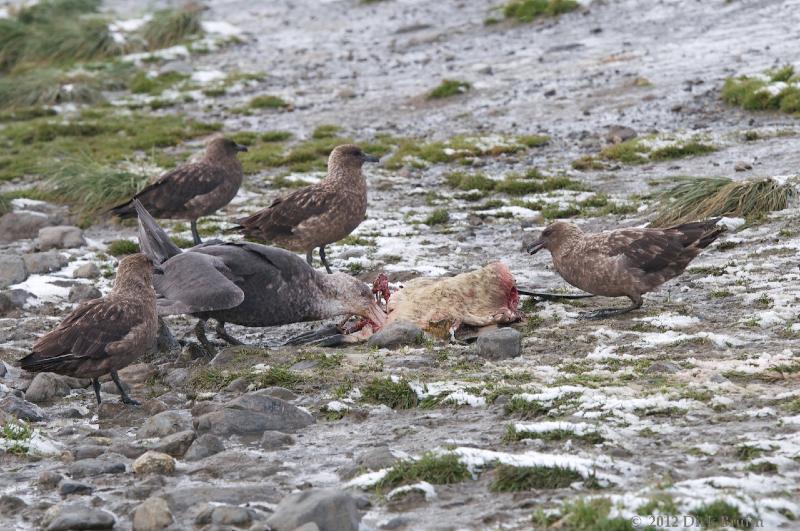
[1,0,800,530]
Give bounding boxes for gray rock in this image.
[23,251,68,274]
[475,328,521,360]
[164,368,189,389]
[58,481,93,496]
[69,457,126,479]
[211,505,253,526]
[133,451,175,475]
[267,488,361,531]
[0,255,27,288]
[367,321,425,349]
[0,395,43,422]
[356,446,397,471]
[605,125,637,144]
[162,485,279,513]
[3,288,35,309]
[209,348,239,367]
[38,226,85,250]
[137,410,193,438]
[294,524,321,531]
[184,434,225,461]
[0,361,5,378]
[25,373,72,403]
[224,376,250,393]
[72,445,106,460]
[151,430,195,458]
[260,430,294,450]
[260,386,298,401]
[45,504,115,531]
[0,494,26,514]
[132,497,173,531]
[72,263,100,279]
[38,470,63,489]
[734,161,753,172]
[380,516,412,530]
[0,211,52,243]
[68,284,101,303]
[196,393,314,437]
[646,361,681,374]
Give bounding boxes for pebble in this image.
[0,255,27,288]
[68,284,101,303]
[37,226,85,250]
[260,430,294,450]
[734,161,753,172]
[0,494,26,514]
[267,488,361,531]
[22,251,68,274]
[25,373,72,404]
[151,430,195,458]
[367,321,425,349]
[196,391,314,437]
[184,434,225,461]
[72,263,100,279]
[133,451,176,475]
[137,410,193,438]
[132,497,173,531]
[0,395,46,421]
[475,328,521,360]
[43,504,115,531]
[69,456,126,479]
[38,470,63,490]
[58,481,93,496]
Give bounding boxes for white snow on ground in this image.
[634,313,700,329]
[202,20,242,37]
[9,275,71,306]
[191,70,226,84]
[387,481,437,501]
[512,421,602,438]
[408,381,486,407]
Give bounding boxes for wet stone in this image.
[151,430,195,458]
[0,394,47,422]
[137,410,193,438]
[132,451,175,475]
[260,430,294,450]
[72,445,106,460]
[0,494,27,514]
[38,470,63,490]
[132,497,173,531]
[23,251,68,274]
[43,504,115,531]
[25,373,73,404]
[68,457,126,479]
[58,481,93,496]
[367,321,425,349]
[184,433,225,461]
[0,255,27,288]
[475,328,521,360]
[267,488,361,531]
[211,505,253,526]
[72,263,100,279]
[38,226,86,250]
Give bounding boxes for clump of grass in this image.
[650,140,717,160]
[239,143,285,174]
[375,452,470,490]
[128,71,188,95]
[636,493,678,516]
[250,367,304,390]
[428,79,471,99]
[747,461,777,474]
[425,208,450,225]
[0,68,103,109]
[189,368,242,392]
[722,65,800,115]
[505,424,604,444]
[107,239,140,256]
[384,135,541,169]
[1,419,34,455]
[503,0,579,23]
[490,464,583,491]
[691,501,753,529]
[362,377,419,409]
[312,124,341,138]
[250,95,290,109]
[651,176,797,227]
[540,498,634,531]
[735,445,763,461]
[445,170,587,196]
[141,5,203,50]
[262,130,293,142]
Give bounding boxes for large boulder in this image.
[23,251,68,274]
[0,255,27,288]
[38,226,85,250]
[25,373,72,404]
[0,211,52,243]
[267,488,361,531]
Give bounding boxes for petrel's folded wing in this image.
[155,252,244,316]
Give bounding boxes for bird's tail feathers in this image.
[135,200,181,264]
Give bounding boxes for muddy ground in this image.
[1,0,799,530]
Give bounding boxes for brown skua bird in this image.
[228,144,379,273]
[527,219,724,319]
[19,254,160,405]
[110,137,247,245]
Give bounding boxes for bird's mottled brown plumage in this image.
[385,262,522,338]
[527,219,724,318]
[110,137,247,244]
[230,144,379,273]
[18,254,159,404]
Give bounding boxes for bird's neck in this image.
[326,165,365,189]
[310,274,348,320]
[113,276,156,299]
[204,154,243,176]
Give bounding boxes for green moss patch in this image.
[539,498,635,531]
[505,424,604,444]
[691,501,753,529]
[384,134,548,169]
[428,79,471,99]
[503,0,579,23]
[107,239,140,256]
[249,95,290,109]
[445,168,586,197]
[722,65,800,115]
[425,208,450,225]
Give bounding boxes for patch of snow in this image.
[191,70,226,84]
[387,481,437,501]
[202,20,242,37]
[635,313,700,329]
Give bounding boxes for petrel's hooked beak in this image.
[527,238,545,255]
[235,144,249,153]
[361,153,380,163]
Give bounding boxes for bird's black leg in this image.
[580,297,643,320]
[306,249,314,266]
[194,319,216,356]
[215,320,244,345]
[190,220,202,245]
[319,246,333,274]
[92,378,102,405]
[110,370,140,405]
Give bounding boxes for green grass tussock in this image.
[141,6,203,50]
[538,498,635,531]
[107,239,140,256]
[425,208,450,225]
[490,464,583,491]
[362,377,419,409]
[503,0,579,23]
[651,176,796,227]
[250,95,290,109]
[428,79,471,99]
[376,452,470,490]
[722,65,800,115]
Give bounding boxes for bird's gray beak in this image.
[527,239,545,255]
[235,144,249,153]
[362,153,380,163]
[153,265,165,275]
